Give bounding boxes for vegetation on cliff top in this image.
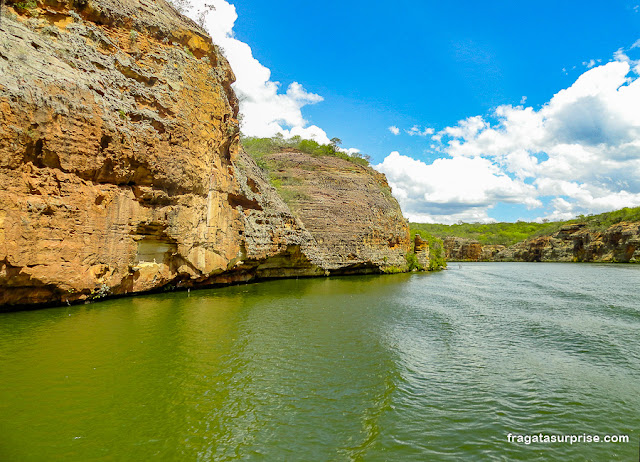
[410,206,640,246]
[410,221,553,246]
[242,135,375,208]
[242,135,371,168]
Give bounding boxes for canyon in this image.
[0,0,415,308]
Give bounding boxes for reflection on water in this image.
[0,264,639,460]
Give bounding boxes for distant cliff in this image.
[444,222,640,262]
[0,0,412,308]
[257,150,411,273]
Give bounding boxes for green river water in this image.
[1,262,639,461]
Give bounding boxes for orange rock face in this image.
[0,0,246,305]
[443,237,483,261]
[0,0,412,308]
[413,234,430,269]
[495,222,640,262]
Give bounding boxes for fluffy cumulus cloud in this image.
[388,126,400,135]
[377,49,640,223]
[377,152,539,223]
[178,1,331,144]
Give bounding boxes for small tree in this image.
[196,3,215,27]
[167,0,191,14]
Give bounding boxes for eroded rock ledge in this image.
[443,222,640,262]
[0,0,411,308]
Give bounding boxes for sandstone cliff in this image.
[0,0,410,308]
[443,222,640,263]
[260,151,410,274]
[413,234,430,269]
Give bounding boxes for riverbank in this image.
[411,208,640,262]
[442,221,640,262]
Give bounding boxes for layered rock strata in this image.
[443,237,483,262]
[262,151,411,274]
[443,222,640,263]
[0,0,411,308]
[413,234,430,269]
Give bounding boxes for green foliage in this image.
[25,128,38,141]
[410,221,557,246]
[129,30,139,45]
[405,252,422,271]
[281,190,310,203]
[559,207,640,232]
[14,1,37,13]
[408,229,447,270]
[427,236,447,270]
[118,109,128,120]
[266,174,308,204]
[382,265,405,274]
[89,284,110,300]
[241,135,371,169]
[410,206,640,246]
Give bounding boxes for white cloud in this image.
[427,52,640,221]
[339,147,361,156]
[182,1,332,143]
[582,59,596,68]
[389,126,400,135]
[377,44,640,223]
[281,125,331,145]
[375,152,539,224]
[407,125,435,137]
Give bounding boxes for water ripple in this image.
[0,264,639,460]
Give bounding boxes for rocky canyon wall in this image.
[443,222,640,263]
[0,0,411,308]
[259,151,410,274]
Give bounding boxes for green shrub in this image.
[405,252,422,271]
[14,1,37,13]
[409,206,640,248]
[129,30,138,45]
[241,135,371,170]
[408,228,447,269]
[427,237,447,270]
[410,221,556,246]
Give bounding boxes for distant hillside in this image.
[411,206,640,246]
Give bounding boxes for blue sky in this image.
[187,1,640,223]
